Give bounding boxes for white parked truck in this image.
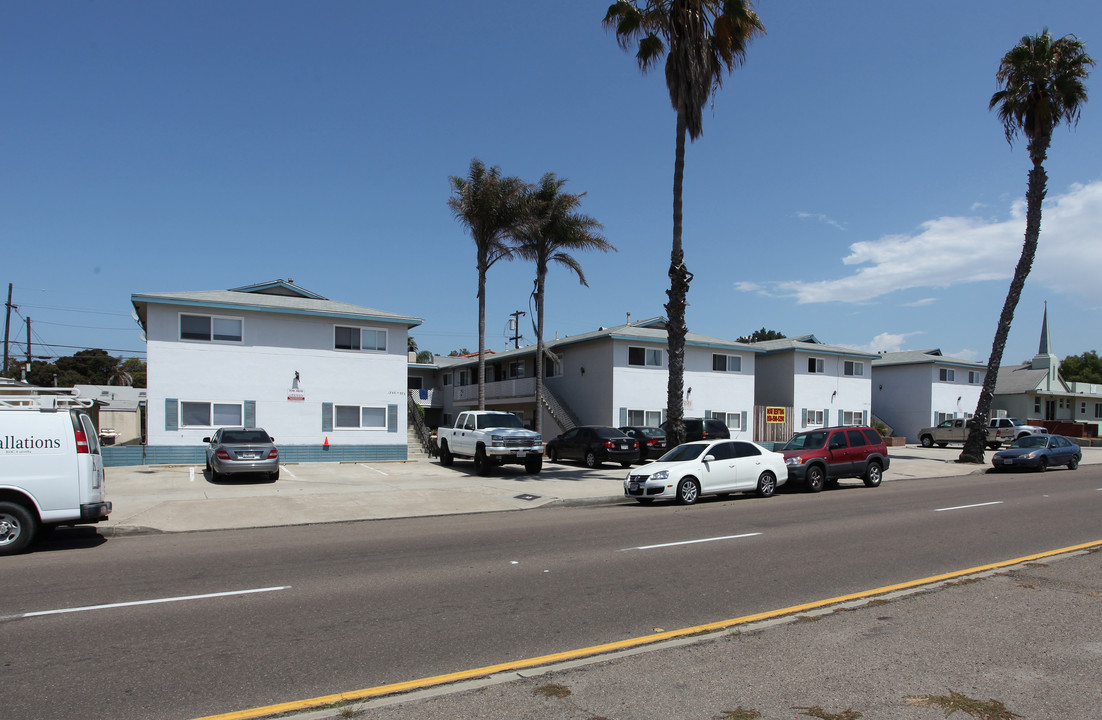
[437,411,543,475]
[917,416,1048,449]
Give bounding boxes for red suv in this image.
[779,426,889,492]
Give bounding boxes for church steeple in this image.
[1038,301,1051,355]
[1030,302,1059,388]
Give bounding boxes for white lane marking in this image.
[621,533,761,551]
[358,463,389,476]
[935,501,1004,512]
[189,467,195,482]
[280,464,296,478]
[4,586,291,621]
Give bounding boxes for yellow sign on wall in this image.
[765,407,787,424]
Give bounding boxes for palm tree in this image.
[448,159,528,410]
[513,173,614,435]
[603,0,764,447]
[959,30,1093,464]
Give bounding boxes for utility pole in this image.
[508,310,526,349]
[22,316,31,382]
[3,283,14,377]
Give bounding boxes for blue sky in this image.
[3,1,1100,368]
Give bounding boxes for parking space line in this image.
[934,501,1004,512]
[358,463,389,476]
[279,464,296,478]
[5,586,291,621]
[621,533,761,551]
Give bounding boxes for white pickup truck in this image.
[917,416,1047,449]
[437,411,544,475]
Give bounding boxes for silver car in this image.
[204,427,279,481]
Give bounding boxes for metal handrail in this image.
[407,391,438,457]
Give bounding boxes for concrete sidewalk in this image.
[99,445,1102,535]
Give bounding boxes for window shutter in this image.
[165,399,178,431]
[801,408,807,428]
[740,411,747,432]
[619,407,627,426]
[824,409,830,426]
[244,401,256,427]
[862,410,868,425]
[322,402,333,432]
[387,404,398,432]
[704,410,712,419]
[837,410,843,426]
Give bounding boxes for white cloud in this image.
[903,297,937,307]
[841,331,923,354]
[744,181,1102,305]
[796,211,846,231]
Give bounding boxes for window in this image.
[842,410,864,425]
[508,360,525,378]
[180,314,242,343]
[443,374,452,386]
[805,409,824,425]
[1034,398,1042,413]
[843,361,864,377]
[628,347,663,367]
[544,358,562,377]
[968,371,982,384]
[180,401,242,427]
[935,411,953,424]
[626,409,662,427]
[1095,403,1102,419]
[807,358,825,373]
[334,404,387,429]
[712,354,742,372]
[334,326,387,352]
[1081,402,1087,414]
[709,411,742,430]
[939,368,956,382]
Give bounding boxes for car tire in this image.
[524,455,543,474]
[268,468,279,482]
[756,472,777,498]
[439,442,453,467]
[473,447,491,476]
[920,435,934,448]
[585,450,600,468]
[1037,456,1048,473]
[806,465,825,493]
[548,447,559,463]
[620,461,632,469]
[863,461,882,488]
[1069,456,1079,470]
[676,477,700,505]
[0,501,36,556]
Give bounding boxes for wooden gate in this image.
[754,405,793,444]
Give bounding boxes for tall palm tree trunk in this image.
[478,271,487,411]
[959,133,1051,463]
[534,272,546,435]
[665,110,691,448]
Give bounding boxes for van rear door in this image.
[73,411,106,507]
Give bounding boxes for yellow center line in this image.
[191,539,1102,720]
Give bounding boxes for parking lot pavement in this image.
[99,444,1102,535]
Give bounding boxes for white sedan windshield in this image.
[658,444,707,462]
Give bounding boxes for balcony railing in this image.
[452,376,536,403]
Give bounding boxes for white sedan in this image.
[624,439,788,505]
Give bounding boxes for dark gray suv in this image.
[660,417,730,444]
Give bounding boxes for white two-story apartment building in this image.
[871,349,986,442]
[129,280,421,465]
[430,318,760,440]
[750,335,876,434]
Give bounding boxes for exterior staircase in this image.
[407,392,437,459]
[541,386,581,434]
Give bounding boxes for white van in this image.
[0,394,112,555]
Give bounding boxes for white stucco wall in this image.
[146,303,408,447]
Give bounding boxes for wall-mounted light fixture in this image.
[580,367,585,375]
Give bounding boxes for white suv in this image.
[989,417,1047,443]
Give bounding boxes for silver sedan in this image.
[204,428,280,481]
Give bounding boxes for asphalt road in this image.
[2,466,1100,720]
